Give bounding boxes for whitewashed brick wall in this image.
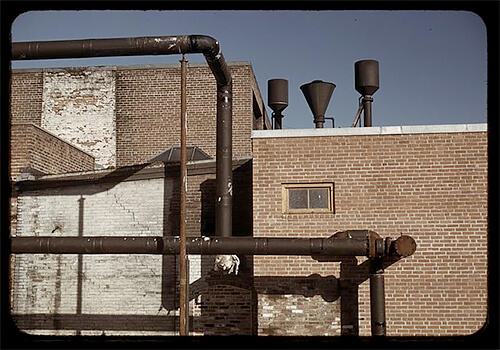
[12,178,174,335]
[41,68,116,169]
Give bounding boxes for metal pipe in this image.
[369,259,386,336]
[11,235,416,257]
[215,82,233,238]
[363,95,373,127]
[12,35,233,239]
[179,56,189,336]
[272,112,283,130]
[10,234,418,258]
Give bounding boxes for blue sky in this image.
[11,10,487,129]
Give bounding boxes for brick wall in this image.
[10,124,95,180]
[11,159,253,335]
[115,63,257,166]
[10,70,43,125]
[11,62,266,170]
[41,68,116,168]
[251,126,488,336]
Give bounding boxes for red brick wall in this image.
[10,71,43,125]
[252,129,488,336]
[10,124,95,179]
[163,159,252,238]
[11,63,265,169]
[115,63,255,166]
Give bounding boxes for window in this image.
[282,183,334,213]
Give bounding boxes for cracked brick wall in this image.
[11,161,254,336]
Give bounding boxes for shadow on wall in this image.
[11,260,401,335]
[12,159,404,336]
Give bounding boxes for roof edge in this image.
[251,123,488,139]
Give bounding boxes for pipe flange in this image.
[392,235,417,257]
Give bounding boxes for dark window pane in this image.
[310,188,329,209]
[289,189,308,209]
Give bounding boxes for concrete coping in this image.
[251,123,487,139]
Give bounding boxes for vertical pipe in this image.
[273,112,283,130]
[363,96,373,127]
[370,259,386,336]
[179,56,189,336]
[215,83,233,237]
[315,118,325,129]
[76,196,85,336]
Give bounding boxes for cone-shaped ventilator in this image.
[355,60,379,96]
[300,80,336,127]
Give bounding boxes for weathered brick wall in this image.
[10,63,266,170]
[115,63,255,166]
[10,70,43,125]
[251,126,488,336]
[41,68,116,168]
[10,124,95,180]
[11,160,253,335]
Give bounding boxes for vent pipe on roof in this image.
[12,35,233,238]
[300,80,336,128]
[267,79,288,129]
[354,60,379,127]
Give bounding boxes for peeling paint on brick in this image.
[42,68,116,169]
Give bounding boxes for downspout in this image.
[12,35,233,238]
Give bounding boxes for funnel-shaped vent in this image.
[300,80,336,128]
[355,60,379,96]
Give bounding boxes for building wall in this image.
[41,68,116,168]
[114,62,256,166]
[251,125,488,336]
[10,124,95,180]
[10,71,43,125]
[11,160,254,336]
[11,62,265,170]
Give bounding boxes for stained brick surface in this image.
[41,68,116,168]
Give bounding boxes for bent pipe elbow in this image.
[12,35,232,87]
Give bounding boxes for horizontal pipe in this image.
[12,35,231,87]
[11,236,373,256]
[10,234,415,257]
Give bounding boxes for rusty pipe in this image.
[370,259,386,336]
[12,35,233,239]
[10,234,417,258]
[363,96,373,127]
[179,56,189,336]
